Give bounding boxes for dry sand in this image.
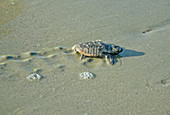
[0,0,170,114]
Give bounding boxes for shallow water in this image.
[1,0,170,114]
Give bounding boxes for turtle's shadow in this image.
[119,49,145,58]
[73,49,145,66]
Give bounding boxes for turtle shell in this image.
[75,40,105,57]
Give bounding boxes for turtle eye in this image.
[113,46,122,52]
[115,46,123,52]
[113,46,119,51]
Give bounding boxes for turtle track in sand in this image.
[0,46,72,64]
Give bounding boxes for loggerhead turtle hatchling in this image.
[72,40,123,65]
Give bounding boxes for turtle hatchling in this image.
[72,40,123,65]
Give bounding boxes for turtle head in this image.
[111,45,123,55]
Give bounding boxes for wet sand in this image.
[1,0,170,114]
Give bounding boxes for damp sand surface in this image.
[1,0,170,114]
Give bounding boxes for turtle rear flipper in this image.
[80,54,86,60]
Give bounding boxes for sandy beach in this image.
[0,0,170,114]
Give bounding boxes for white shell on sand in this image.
[26,73,42,81]
[79,72,95,79]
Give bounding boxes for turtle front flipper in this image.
[80,54,86,60]
[105,54,115,65]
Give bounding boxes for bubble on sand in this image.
[26,73,43,81]
[79,72,95,79]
